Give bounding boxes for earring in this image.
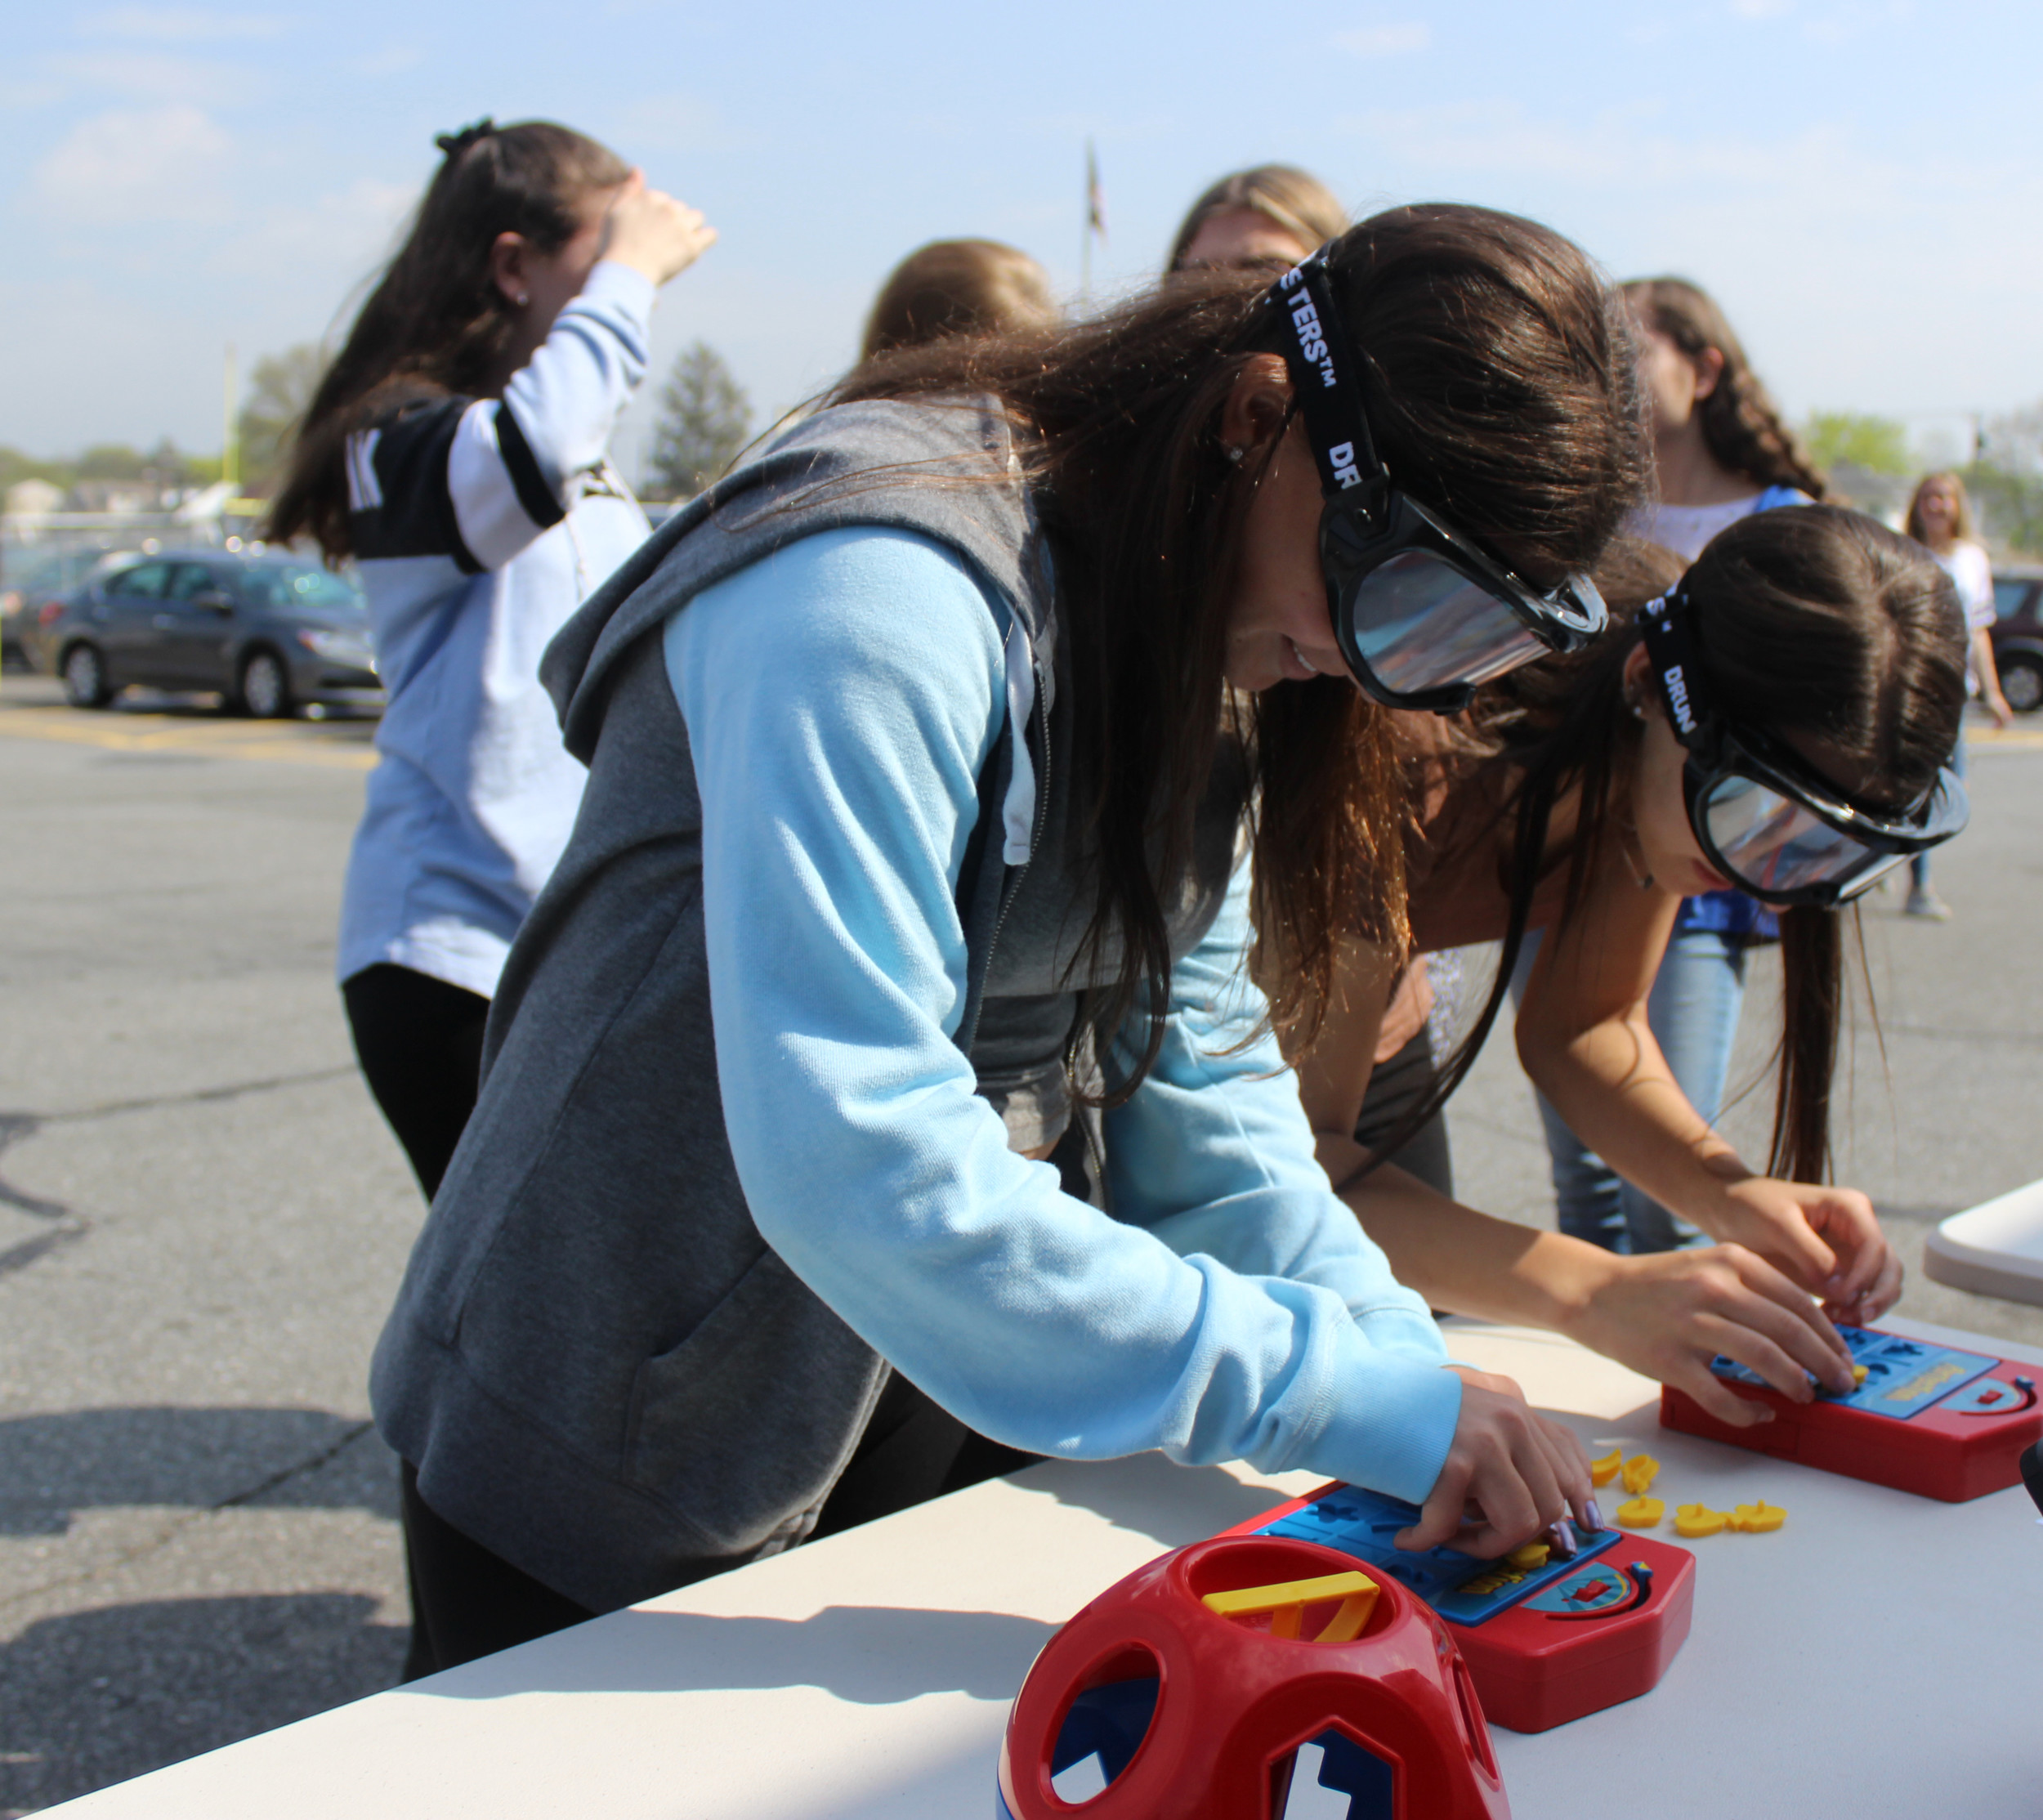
[1223,445,1244,464]
[515,292,530,307]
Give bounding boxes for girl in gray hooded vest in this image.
[371,204,1649,1672]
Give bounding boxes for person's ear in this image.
[1621,639,1661,719]
[1218,351,1294,458]
[1688,345,1726,403]
[490,231,532,310]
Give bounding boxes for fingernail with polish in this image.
[1583,1498,1604,1533]
[1549,1518,1578,1558]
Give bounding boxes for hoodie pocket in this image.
[621,1245,886,1555]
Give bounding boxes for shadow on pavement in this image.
[0,1407,400,1536]
[0,1592,406,1818]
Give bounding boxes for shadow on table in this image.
[0,1406,399,1535]
[423,1604,1058,1706]
[1022,1451,1309,1545]
[0,1592,406,1818]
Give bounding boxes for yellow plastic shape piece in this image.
[1853,1365,1869,1385]
[1728,1501,1786,1533]
[1504,1541,1550,1572]
[1674,1503,1728,1538]
[1619,1452,1660,1496]
[1590,1449,1622,1487]
[1615,1496,1664,1529]
[1202,1569,1380,1643]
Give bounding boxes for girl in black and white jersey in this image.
[271,119,713,1202]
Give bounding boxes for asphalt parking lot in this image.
[2,673,2040,1816]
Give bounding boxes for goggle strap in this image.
[1272,253,1388,512]
[1638,585,1714,749]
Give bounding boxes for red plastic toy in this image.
[1660,1325,2042,1503]
[1227,1486,1696,1734]
[997,1532,1509,1819]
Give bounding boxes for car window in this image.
[1992,579,2035,621]
[167,564,224,601]
[105,561,172,599]
[236,563,365,615]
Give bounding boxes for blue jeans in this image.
[1910,718,1967,891]
[1509,927,1748,1254]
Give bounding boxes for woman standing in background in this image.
[1900,470,2010,919]
[270,119,714,1201]
[860,239,1058,359]
[1514,276,1826,1255]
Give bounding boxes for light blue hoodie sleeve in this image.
[664,525,1460,1502]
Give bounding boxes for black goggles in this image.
[1266,250,1608,713]
[1639,588,1969,907]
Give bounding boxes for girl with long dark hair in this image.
[270,120,714,1201]
[1292,508,1969,1428]
[370,205,1648,1672]
[1509,276,1828,1255]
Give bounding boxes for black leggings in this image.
[399,1370,1039,1679]
[342,963,491,1201]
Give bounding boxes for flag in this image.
[1085,140,1106,242]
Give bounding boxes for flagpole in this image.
[1081,140,1095,302]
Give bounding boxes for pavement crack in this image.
[26,1065,359,1130]
[214,1420,378,1512]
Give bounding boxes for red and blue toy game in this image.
[1225,1482,1694,1735]
[1659,1323,2041,1501]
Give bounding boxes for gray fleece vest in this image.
[369,398,1244,1612]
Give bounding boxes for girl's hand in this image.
[1562,1244,1857,1424]
[601,170,718,287]
[1708,1175,1902,1325]
[1397,1368,1593,1558]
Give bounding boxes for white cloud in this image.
[1730,0,1794,17]
[82,7,287,39]
[1334,21,1431,56]
[45,48,246,104]
[29,104,235,226]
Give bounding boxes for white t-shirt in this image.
[1633,494,1765,562]
[1934,539,1996,632]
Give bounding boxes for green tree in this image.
[236,344,326,496]
[1802,412,1911,476]
[645,341,753,502]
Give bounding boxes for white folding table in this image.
[45,1315,2043,1819]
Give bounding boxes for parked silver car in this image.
[32,549,379,717]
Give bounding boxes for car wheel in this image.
[2000,654,2043,715]
[61,642,113,709]
[237,649,293,719]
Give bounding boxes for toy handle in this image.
[2020,1439,2043,1518]
[1610,1562,1656,1617]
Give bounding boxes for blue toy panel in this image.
[1251,1486,1618,1629]
[1706,1325,1996,1420]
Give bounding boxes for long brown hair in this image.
[839,203,1647,1089]
[1625,277,1829,500]
[1394,507,1965,1184]
[1905,470,1978,544]
[861,239,1058,360]
[269,119,631,560]
[1167,166,1349,272]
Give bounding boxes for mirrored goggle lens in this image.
[1699,773,1898,897]
[1342,550,1545,697]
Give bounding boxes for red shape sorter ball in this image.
[997,1532,1510,1820]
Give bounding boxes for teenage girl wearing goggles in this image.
[369,206,1647,1668]
[1289,509,1967,1429]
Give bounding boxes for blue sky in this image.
[4,0,2039,476]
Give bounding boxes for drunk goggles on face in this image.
[1265,250,1607,713]
[1638,588,1969,907]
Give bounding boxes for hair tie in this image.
[435,119,497,160]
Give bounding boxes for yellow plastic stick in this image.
[1203,1570,1380,1642]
